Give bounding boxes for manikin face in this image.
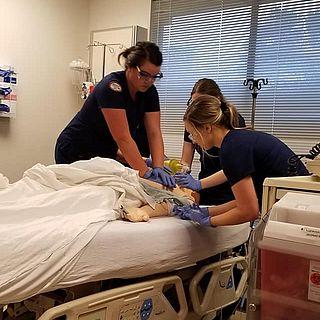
[130,60,162,92]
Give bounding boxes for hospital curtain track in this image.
[151,0,320,174]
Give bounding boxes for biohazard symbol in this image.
[310,272,320,287]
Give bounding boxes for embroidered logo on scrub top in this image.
[109,81,122,92]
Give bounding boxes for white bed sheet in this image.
[0,158,154,304]
[52,217,250,289]
[0,157,250,305]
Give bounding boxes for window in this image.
[151,0,320,166]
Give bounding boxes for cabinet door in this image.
[89,26,148,83]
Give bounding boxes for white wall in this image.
[0,0,89,182]
[88,0,151,32]
[0,0,150,182]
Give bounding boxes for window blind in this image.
[151,0,320,167]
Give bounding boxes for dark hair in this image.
[118,41,162,68]
[188,78,239,127]
[184,94,239,130]
[191,78,222,99]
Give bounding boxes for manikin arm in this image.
[123,178,199,222]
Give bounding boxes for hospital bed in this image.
[0,158,250,320]
[1,217,250,319]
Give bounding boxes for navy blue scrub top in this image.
[183,114,246,205]
[55,71,160,164]
[221,129,309,207]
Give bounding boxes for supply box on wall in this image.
[0,66,17,118]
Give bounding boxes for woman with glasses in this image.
[174,94,309,226]
[177,79,246,205]
[55,41,175,187]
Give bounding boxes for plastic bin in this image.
[259,192,320,320]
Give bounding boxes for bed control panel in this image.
[140,298,153,320]
[38,276,188,320]
[119,303,141,320]
[119,298,153,320]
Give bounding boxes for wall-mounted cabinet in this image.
[89,25,148,84]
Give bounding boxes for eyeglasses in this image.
[187,97,192,106]
[136,66,163,82]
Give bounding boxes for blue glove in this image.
[145,158,173,175]
[144,167,176,188]
[173,204,211,226]
[145,158,153,167]
[152,167,176,188]
[174,173,202,191]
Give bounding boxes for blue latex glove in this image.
[173,204,211,226]
[175,173,202,191]
[145,158,173,175]
[153,167,176,188]
[144,167,176,188]
[145,158,153,167]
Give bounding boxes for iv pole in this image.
[243,78,268,129]
[88,41,124,79]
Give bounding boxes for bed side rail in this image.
[38,275,188,320]
[189,255,248,317]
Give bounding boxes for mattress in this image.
[0,216,249,304]
[56,217,250,288]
